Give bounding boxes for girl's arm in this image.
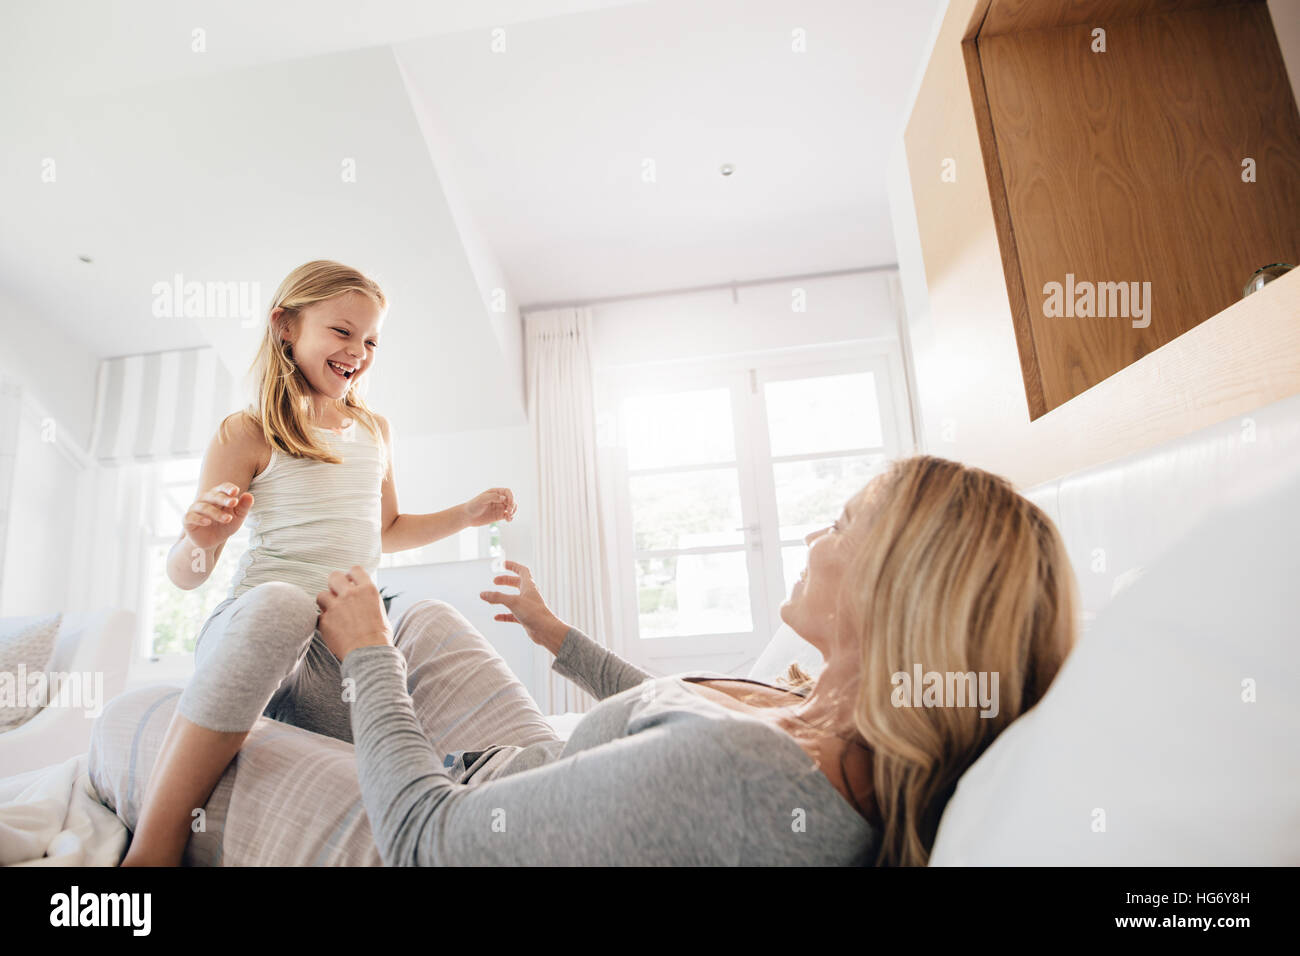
[374,414,515,553]
[168,414,259,590]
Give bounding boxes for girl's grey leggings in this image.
[178,580,357,741]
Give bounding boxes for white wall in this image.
[383,421,542,699]
[0,289,97,616]
[0,385,84,616]
[388,423,538,572]
[1,286,99,451]
[395,50,527,418]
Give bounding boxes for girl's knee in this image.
[242,581,319,624]
[219,582,319,655]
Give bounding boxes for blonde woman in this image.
[118,261,519,866]
[97,455,1077,866]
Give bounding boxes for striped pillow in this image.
[0,613,63,731]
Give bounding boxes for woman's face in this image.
[277,292,384,403]
[779,486,869,654]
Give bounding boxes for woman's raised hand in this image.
[479,560,570,655]
[183,482,254,551]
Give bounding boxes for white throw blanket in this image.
[0,754,126,866]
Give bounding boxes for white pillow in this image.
[748,622,825,686]
[930,472,1300,865]
[0,613,63,731]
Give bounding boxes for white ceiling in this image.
[0,0,941,440]
[396,0,941,306]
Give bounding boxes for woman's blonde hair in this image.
[221,260,387,464]
[841,455,1078,866]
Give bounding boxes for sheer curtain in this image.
[0,368,150,620]
[525,308,611,715]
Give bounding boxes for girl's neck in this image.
[308,396,350,428]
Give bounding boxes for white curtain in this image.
[0,374,21,598]
[66,460,150,618]
[525,308,610,715]
[0,370,149,619]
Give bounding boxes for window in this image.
[763,371,892,598]
[623,387,753,639]
[601,345,910,674]
[142,458,250,663]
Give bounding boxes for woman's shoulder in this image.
[625,680,806,765]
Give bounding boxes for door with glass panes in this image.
[607,349,907,676]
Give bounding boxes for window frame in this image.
[131,459,251,683]
[597,339,912,675]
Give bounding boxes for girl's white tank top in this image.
[226,419,386,602]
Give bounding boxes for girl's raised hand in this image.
[183,482,254,551]
[462,487,517,527]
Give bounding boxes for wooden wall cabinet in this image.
[963,0,1300,418]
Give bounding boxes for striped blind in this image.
[87,347,241,465]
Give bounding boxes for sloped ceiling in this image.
[0,0,942,445]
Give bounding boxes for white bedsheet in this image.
[0,754,126,866]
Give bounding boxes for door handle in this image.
[734,524,761,549]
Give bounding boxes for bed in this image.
[3,391,1299,866]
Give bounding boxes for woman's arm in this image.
[550,626,653,701]
[481,560,652,701]
[342,644,738,865]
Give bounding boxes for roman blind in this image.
[87,347,241,465]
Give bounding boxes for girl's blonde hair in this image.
[221,260,387,464]
[839,455,1078,866]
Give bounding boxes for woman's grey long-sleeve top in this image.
[341,626,878,865]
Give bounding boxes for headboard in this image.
[1021,390,1300,635]
[931,389,1300,864]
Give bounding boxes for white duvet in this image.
[0,754,126,866]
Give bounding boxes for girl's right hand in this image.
[183,482,254,551]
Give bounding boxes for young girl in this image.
[121,260,517,866]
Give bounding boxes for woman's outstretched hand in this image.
[479,560,570,656]
[462,487,517,528]
[316,566,394,662]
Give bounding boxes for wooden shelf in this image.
[901,0,1300,487]
[963,0,1300,418]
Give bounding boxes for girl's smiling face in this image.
[275,292,384,404]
